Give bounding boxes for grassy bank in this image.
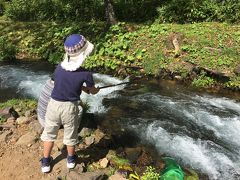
[0,17,239,90]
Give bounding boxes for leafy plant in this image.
[141,166,159,180]
[225,76,240,89]
[0,99,37,116]
[192,71,215,88]
[0,36,16,61]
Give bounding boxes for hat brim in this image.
[61,41,94,71]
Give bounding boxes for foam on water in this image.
[0,65,126,113]
[128,92,240,179]
[81,73,127,113]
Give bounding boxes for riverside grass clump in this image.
[0,36,17,61]
[0,99,37,116]
[141,166,159,180]
[0,17,239,89]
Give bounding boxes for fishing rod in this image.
[98,75,143,89]
[98,82,130,89]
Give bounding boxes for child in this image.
[40,34,99,173]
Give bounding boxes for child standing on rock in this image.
[40,34,99,173]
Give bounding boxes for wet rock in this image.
[16,132,37,146]
[125,147,142,164]
[80,113,97,129]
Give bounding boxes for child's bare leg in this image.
[67,145,75,156]
[43,141,54,157]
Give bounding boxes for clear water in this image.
[0,62,240,179]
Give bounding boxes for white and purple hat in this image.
[61,34,94,71]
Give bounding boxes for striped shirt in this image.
[37,79,54,127]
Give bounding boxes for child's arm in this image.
[82,86,99,94]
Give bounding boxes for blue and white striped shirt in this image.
[37,79,54,127]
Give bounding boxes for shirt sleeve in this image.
[85,72,95,87]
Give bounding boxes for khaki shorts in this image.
[41,98,82,146]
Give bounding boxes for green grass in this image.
[0,17,239,89]
[0,98,37,116]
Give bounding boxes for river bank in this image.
[0,17,239,91]
[0,98,203,180]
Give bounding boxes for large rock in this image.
[125,147,142,164]
[16,116,30,125]
[29,121,43,135]
[0,107,19,120]
[16,132,37,146]
[109,172,128,180]
[66,170,107,180]
[93,129,105,144]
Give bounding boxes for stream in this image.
[0,62,240,180]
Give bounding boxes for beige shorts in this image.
[41,98,82,146]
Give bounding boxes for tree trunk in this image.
[104,0,117,27]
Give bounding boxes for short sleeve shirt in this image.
[51,64,94,101]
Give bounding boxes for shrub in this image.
[192,71,215,88]
[0,37,17,62]
[157,0,240,23]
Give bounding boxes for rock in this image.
[93,129,105,144]
[174,75,183,80]
[24,110,32,117]
[66,171,107,180]
[0,130,12,142]
[106,150,117,159]
[29,121,43,135]
[16,116,30,125]
[109,172,128,180]
[136,150,153,166]
[99,158,109,168]
[16,132,37,146]
[75,162,85,173]
[79,128,92,138]
[125,147,142,164]
[6,117,16,124]
[85,136,95,146]
[0,107,19,119]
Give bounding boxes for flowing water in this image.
[0,62,240,179]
